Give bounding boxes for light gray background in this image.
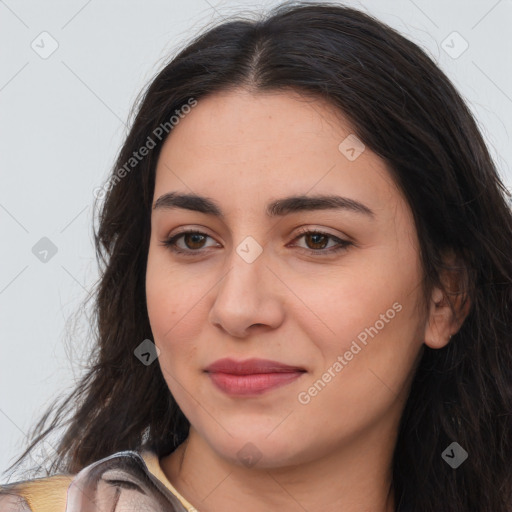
[1,0,511,478]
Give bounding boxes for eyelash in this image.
[159,228,352,257]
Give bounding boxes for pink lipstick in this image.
[204,358,306,396]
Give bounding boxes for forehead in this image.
[153,88,402,215]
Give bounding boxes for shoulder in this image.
[0,450,191,512]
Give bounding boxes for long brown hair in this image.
[4,2,512,510]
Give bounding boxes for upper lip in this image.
[204,358,306,375]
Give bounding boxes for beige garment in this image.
[0,450,197,512]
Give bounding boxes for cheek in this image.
[146,269,202,406]
[290,262,407,352]
[298,247,424,389]
[145,251,203,367]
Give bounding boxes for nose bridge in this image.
[222,214,269,288]
[208,234,284,336]
[220,236,268,304]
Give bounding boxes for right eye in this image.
[159,230,221,256]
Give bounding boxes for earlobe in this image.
[423,255,472,349]
[424,287,455,349]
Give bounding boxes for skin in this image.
[145,88,464,512]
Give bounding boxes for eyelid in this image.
[159,228,220,255]
[289,226,352,254]
[160,225,352,257]
[163,225,349,242]
[166,225,218,240]
[292,225,349,241]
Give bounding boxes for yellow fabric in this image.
[0,451,197,512]
[0,474,72,511]
[141,450,197,511]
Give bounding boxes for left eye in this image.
[160,229,351,256]
[289,229,352,255]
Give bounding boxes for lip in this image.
[204,358,306,396]
[205,357,305,374]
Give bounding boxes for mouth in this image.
[204,358,306,396]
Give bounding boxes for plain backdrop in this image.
[1,0,511,479]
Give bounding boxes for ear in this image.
[423,251,471,349]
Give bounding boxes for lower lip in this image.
[207,371,304,396]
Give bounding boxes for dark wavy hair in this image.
[4,2,512,511]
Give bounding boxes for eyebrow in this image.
[153,192,375,218]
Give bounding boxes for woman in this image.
[1,2,511,511]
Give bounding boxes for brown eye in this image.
[160,230,220,256]
[182,232,207,250]
[304,232,329,250]
[291,229,352,256]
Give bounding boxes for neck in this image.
[161,423,397,512]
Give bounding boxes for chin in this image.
[205,429,305,470]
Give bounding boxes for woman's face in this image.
[146,88,429,469]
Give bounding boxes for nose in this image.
[208,247,285,338]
